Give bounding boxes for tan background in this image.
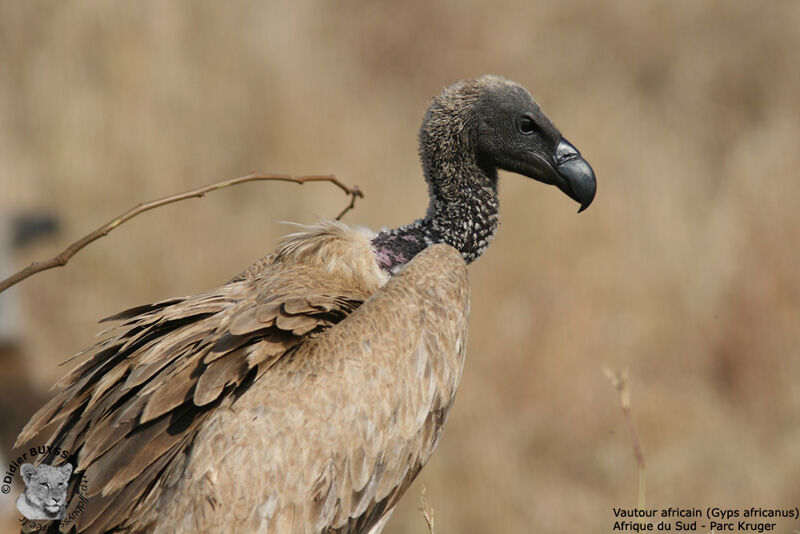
[1,1,799,532]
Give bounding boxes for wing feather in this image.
[193,352,249,406]
[13,231,376,533]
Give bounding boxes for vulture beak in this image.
[552,138,596,213]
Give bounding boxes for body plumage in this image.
[15,75,595,533]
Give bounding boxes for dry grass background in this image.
[1,1,799,532]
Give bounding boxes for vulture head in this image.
[419,74,596,213]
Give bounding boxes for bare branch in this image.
[0,173,364,294]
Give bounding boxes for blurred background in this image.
[1,1,799,532]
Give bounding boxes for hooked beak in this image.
[552,138,596,212]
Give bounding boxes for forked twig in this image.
[0,173,363,293]
[418,485,435,534]
[604,367,646,511]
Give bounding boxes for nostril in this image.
[555,137,580,164]
[556,152,577,165]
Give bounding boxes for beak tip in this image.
[575,188,596,213]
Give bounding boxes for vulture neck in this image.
[372,149,500,275]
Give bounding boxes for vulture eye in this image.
[518,117,535,135]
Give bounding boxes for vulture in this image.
[14,75,596,533]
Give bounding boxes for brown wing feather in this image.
[13,234,375,534]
